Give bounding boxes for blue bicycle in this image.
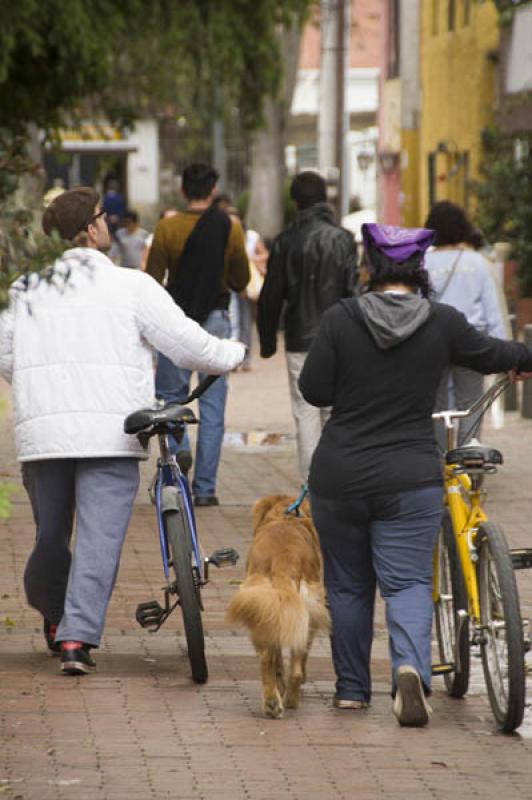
[124,375,239,683]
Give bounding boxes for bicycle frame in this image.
[153,429,204,585]
[433,377,509,623]
[441,466,486,621]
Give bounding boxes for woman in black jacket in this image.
[299,223,532,727]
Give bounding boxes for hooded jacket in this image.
[298,292,532,499]
[257,203,358,357]
[0,248,245,461]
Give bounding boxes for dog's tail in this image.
[226,576,327,652]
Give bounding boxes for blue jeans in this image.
[229,291,252,365]
[310,486,443,702]
[155,309,230,497]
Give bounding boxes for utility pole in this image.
[318,0,350,219]
[212,117,227,191]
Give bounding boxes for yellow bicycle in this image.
[432,376,526,733]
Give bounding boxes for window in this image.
[428,153,437,209]
[463,0,471,25]
[432,0,439,35]
[387,0,400,78]
[448,0,456,30]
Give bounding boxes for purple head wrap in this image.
[362,223,435,267]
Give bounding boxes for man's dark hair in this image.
[42,187,100,241]
[290,171,327,210]
[181,163,219,201]
[123,209,138,224]
[366,242,432,299]
[424,201,474,247]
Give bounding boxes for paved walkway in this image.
[2,343,532,799]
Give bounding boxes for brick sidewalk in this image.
[2,346,532,799]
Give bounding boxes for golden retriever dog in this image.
[226,494,330,719]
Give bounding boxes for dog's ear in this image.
[251,495,285,532]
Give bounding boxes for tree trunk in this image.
[247,22,304,240]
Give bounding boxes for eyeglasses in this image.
[88,210,106,225]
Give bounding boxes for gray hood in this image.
[358,292,431,350]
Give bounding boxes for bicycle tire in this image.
[477,522,525,732]
[164,507,208,684]
[434,510,470,698]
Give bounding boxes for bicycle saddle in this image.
[124,403,197,434]
[446,445,503,469]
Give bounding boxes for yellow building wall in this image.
[418,0,499,225]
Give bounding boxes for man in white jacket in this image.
[0,187,245,675]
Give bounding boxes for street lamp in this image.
[378,151,399,174]
[357,151,374,172]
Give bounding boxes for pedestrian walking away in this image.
[424,201,508,448]
[257,170,358,481]
[146,163,250,506]
[0,187,245,675]
[101,178,125,237]
[299,222,532,727]
[111,208,150,269]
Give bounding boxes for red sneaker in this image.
[43,620,61,656]
[60,641,96,675]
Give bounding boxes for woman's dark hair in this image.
[366,242,432,298]
[467,228,485,251]
[424,201,474,247]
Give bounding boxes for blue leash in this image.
[285,484,309,517]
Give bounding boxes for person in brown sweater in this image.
[146,163,249,506]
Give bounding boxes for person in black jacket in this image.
[298,223,532,727]
[257,171,358,480]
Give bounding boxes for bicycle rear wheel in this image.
[434,510,470,697]
[477,522,525,732]
[164,506,208,684]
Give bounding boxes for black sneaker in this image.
[60,641,96,675]
[176,450,193,476]
[194,495,219,507]
[44,620,61,657]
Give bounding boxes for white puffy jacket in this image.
[0,248,245,461]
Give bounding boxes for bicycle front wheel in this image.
[477,522,525,732]
[434,510,470,697]
[165,508,208,684]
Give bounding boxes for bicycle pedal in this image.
[207,547,240,568]
[432,663,455,675]
[135,600,166,629]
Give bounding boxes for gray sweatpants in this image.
[22,458,140,647]
[286,351,330,481]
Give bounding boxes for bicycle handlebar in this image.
[182,374,220,405]
[432,375,510,429]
